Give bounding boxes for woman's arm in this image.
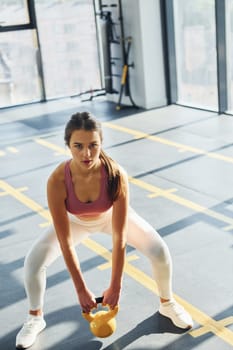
[103,167,129,308]
[47,164,96,312]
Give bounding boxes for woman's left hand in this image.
[102,286,121,309]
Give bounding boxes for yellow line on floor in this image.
[35,138,70,156]
[6,146,19,153]
[0,180,51,223]
[1,179,233,346]
[129,177,233,228]
[103,122,233,164]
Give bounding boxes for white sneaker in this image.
[159,300,193,329]
[16,315,46,349]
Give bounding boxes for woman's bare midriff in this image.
[75,211,109,221]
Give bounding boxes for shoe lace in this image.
[169,301,185,316]
[21,320,38,336]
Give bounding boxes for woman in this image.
[16,112,193,349]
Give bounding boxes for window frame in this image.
[215,0,228,114]
[0,1,37,32]
[160,0,177,104]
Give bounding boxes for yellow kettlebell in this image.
[82,297,119,338]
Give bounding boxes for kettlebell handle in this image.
[95,296,104,304]
[82,296,104,322]
[95,297,119,316]
[82,296,118,322]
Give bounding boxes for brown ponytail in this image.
[100,150,123,202]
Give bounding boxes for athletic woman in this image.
[16,112,193,349]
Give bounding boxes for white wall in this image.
[98,0,167,109]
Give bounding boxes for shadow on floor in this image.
[102,312,188,350]
[2,308,190,350]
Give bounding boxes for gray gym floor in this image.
[0,97,233,349]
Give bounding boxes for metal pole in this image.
[163,0,178,104]
[215,0,227,114]
[29,0,46,101]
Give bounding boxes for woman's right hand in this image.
[78,288,97,313]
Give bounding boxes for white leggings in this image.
[24,207,173,310]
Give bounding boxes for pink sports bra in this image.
[64,160,113,216]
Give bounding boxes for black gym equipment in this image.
[95,0,138,110]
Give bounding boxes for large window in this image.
[35,0,101,99]
[0,1,42,108]
[173,0,218,110]
[0,30,42,107]
[0,0,102,108]
[0,0,30,26]
[226,0,233,113]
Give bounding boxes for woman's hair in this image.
[64,111,122,201]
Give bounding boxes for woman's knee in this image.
[24,246,45,278]
[24,240,57,277]
[148,240,171,266]
[24,228,60,276]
